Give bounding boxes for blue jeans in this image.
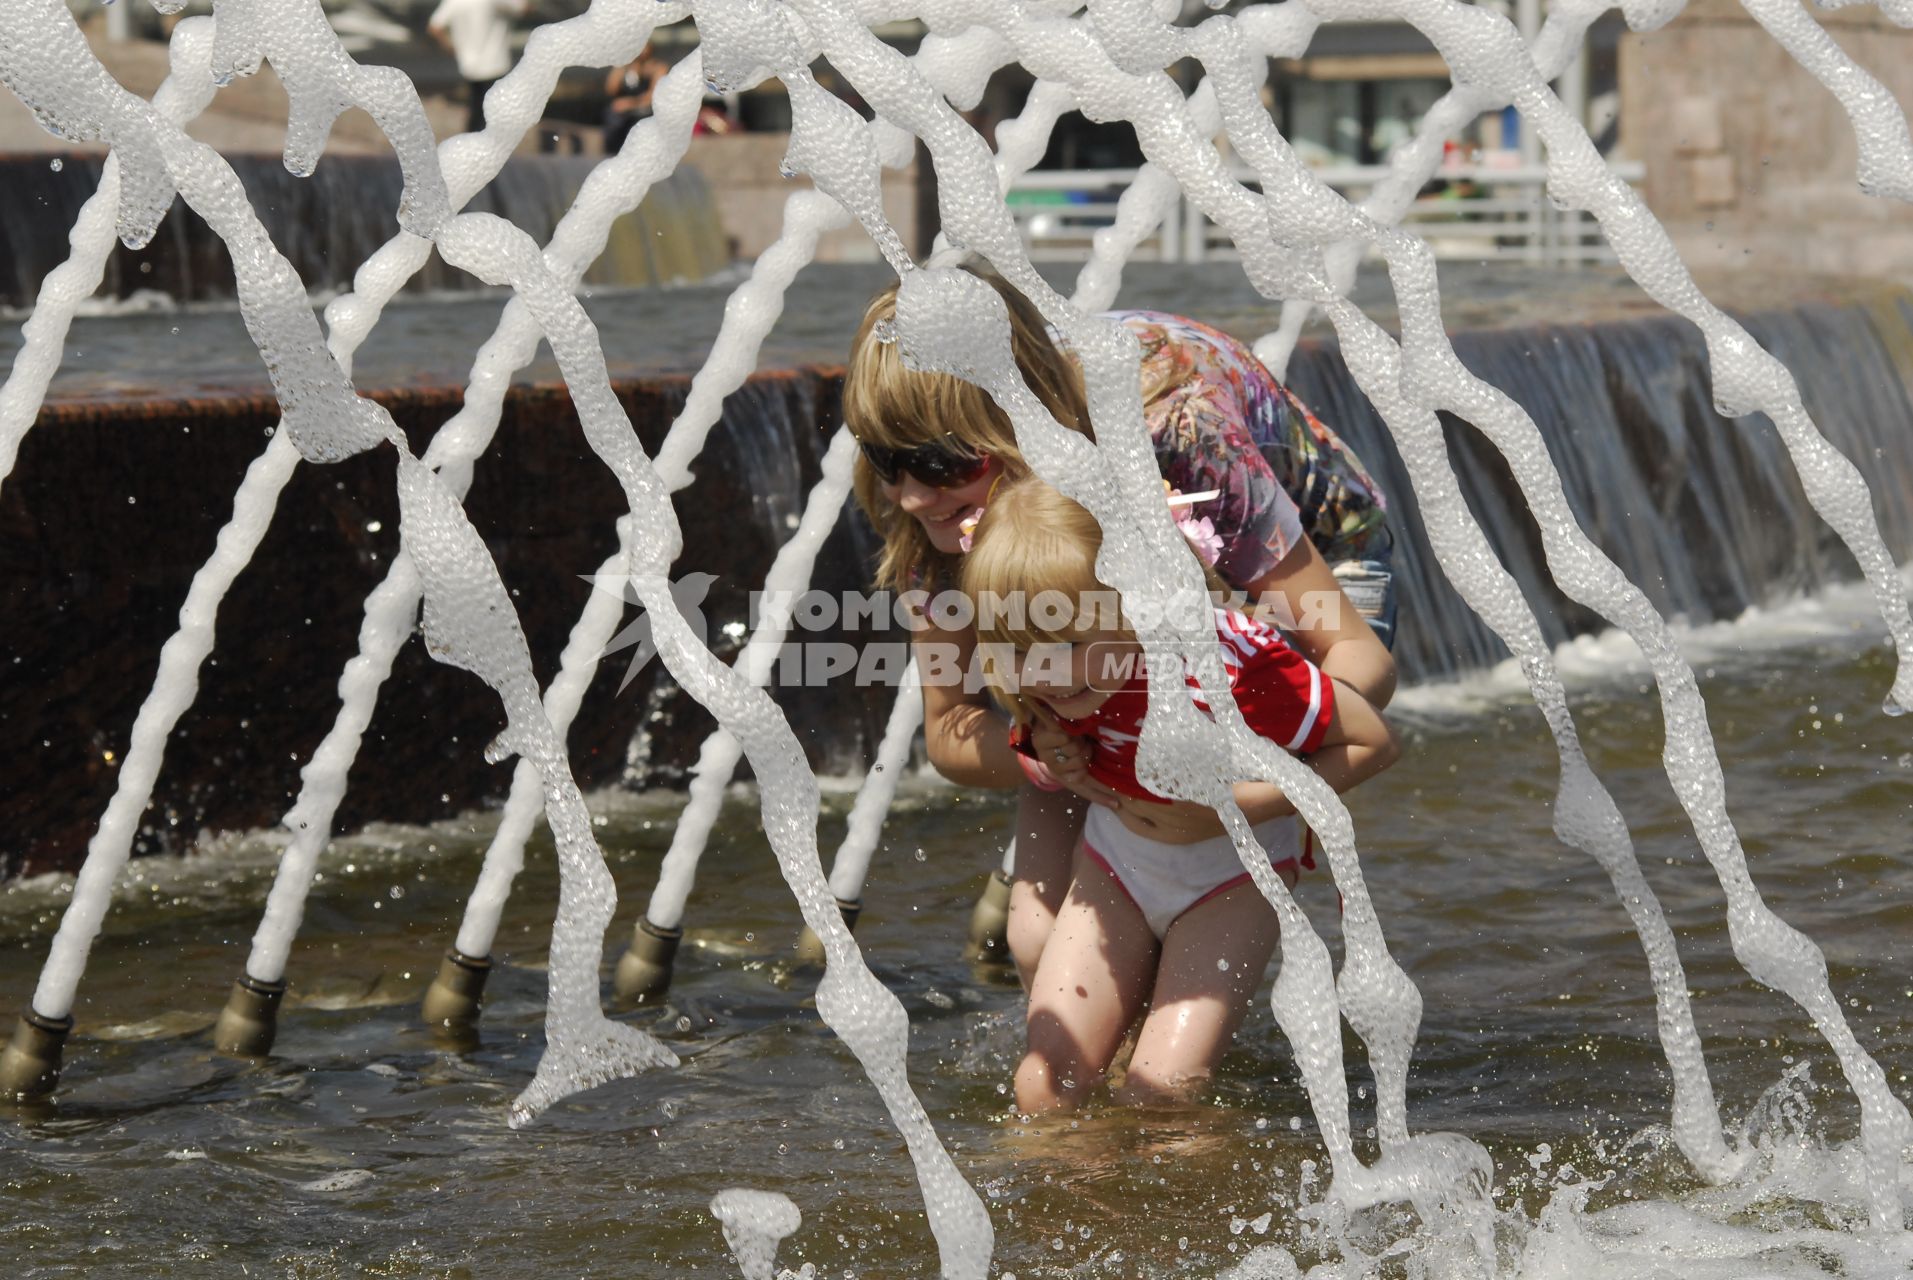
[1330,552,1398,652]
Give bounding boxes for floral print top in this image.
[1111,310,1390,587]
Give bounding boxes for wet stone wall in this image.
[0,368,889,877]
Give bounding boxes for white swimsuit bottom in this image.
[1081,803,1301,940]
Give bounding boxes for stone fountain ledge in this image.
[7,260,1897,398]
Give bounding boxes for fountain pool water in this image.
[2,0,1912,1275]
[2,597,1910,1275]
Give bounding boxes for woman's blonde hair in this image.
[845,267,1092,593]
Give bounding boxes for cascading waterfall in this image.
[1281,301,1913,683]
[0,0,1908,1273]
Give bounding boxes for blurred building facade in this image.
[1619,0,1913,281]
[31,1,1913,281]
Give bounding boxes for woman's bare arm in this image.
[1238,538,1396,708]
[914,624,1024,789]
[1225,675,1399,825]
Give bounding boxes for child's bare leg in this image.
[1116,876,1286,1106]
[1007,785,1088,988]
[1016,854,1157,1113]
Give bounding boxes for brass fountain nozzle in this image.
[0,1009,74,1101]
[213,974,288,1057]
[613,917,683,1004]
[793,896,863,968]
[420,948,492,1030]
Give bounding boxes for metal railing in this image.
[1005,161,1645,266]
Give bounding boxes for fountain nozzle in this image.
[420,948,492,1029]
[0,1009,74,1101]
[793,896,863,967]
[213,974,288,1057]
[613,917,683,1004]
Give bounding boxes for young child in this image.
[959,479,1400,1113]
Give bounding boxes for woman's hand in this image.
[1028,710,1125,809]
[916,627,1024,789]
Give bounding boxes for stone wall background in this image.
[0,31,469,158]
[1620,1,1913,281]
[0,369,891,879]
[683,132,924,264]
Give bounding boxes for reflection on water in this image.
[4,608,1913,1277]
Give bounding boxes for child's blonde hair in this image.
[961,478,1236,719]
[960,478,1123,652]
[962,478,1232,640]
[845,267,1091,593]
[959,479,1117,723]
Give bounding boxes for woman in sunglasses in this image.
[845,269,1396,988]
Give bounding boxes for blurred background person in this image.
[602,42,665,154]
[428,0,528,134]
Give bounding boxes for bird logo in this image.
[581,571,719,693]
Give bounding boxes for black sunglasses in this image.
[858,436,992,489]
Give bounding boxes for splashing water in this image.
[710,1188,803,1280]
[1,0,1910,1273]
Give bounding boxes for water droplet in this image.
[48,158,63,173]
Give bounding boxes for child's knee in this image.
[1018,1009,1104,1112]
[1014,1048,1088,1113]
[1113,1062,1209,1108]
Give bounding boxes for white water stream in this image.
[1,0,1910,1273]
